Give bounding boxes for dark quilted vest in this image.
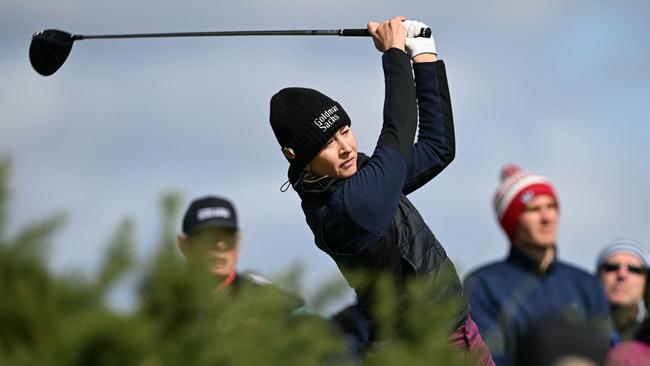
[295,154,468,340]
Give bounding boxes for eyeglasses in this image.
[600,263,647,275]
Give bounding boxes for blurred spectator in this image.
[605,279,650,365]
[596,238,650,342]
[177,195,302,307]
[606,319,650,366]
[463,164,612,366]
[516,316,609,366]
[179,198,367,333]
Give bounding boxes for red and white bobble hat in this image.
[493,164,559,239]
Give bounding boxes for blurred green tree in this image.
[0,156,472,365]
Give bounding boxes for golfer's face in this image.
[309,126,358,179]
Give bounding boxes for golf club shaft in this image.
[73,28,430,40]
[29,26,431,76]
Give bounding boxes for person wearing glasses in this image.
[605,245,650,366]
[596,238,650,342]
[463,164,612,366]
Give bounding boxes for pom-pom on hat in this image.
[493,164,558,238]
[269,87,351,178]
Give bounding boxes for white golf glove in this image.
[403,20,436,58]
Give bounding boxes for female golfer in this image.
[269,16,494,365]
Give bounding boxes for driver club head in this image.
[29,29,75,76]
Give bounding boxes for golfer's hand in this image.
[403,19,437,62]
[368,16,406,53]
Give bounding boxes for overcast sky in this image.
[2,0,649,311]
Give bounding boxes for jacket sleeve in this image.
[374,48,419,162]
[402,60,455,195]
[464,273,507,366]
[318,48,418,253]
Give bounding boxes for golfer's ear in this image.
[177,233,189,256]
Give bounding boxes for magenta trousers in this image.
[449,314,496,366]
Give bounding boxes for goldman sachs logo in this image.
[314,105,340,132]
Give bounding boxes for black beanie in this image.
[269,87,351,176]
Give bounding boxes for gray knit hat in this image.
[596,238,650,269]
[269,87,351,177]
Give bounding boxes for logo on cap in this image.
[313,105,340,132]
[197,207,232,221]
[282,147,296,160]
[521,190,535,204]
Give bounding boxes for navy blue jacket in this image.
[463,247,612,366]
[291,49,466,343]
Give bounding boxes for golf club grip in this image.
[339,28,431,38]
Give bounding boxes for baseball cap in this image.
[181,196,238,235]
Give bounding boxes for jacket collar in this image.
[216,271,238,292]
[507,245,558,276]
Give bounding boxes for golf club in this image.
[30,27,431,76]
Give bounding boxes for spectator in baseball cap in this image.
[178,195,294,295]
[597,238,650,342]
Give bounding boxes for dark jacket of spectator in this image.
[464,246,611,366]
